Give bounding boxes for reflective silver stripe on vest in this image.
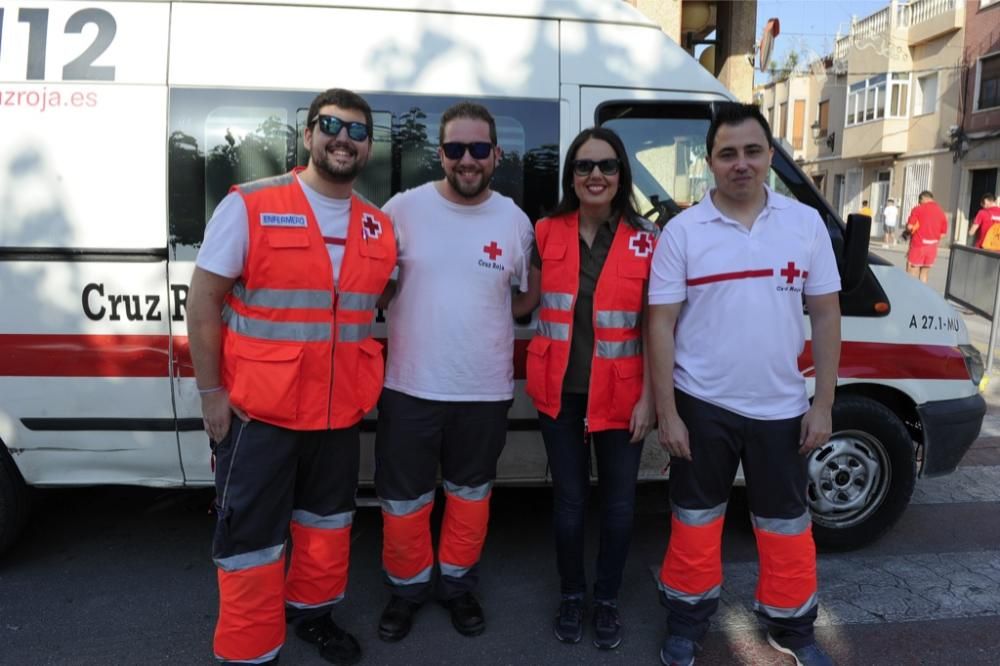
[338,323,373,343]
[223,304,331,342]
[595,310,639,329]
[658,580,722,604]
[673,502,727,527]
[286,593,345,610]
[380,490,436,517]
[537,319,570,341]
[541,292,574,311]
[754,592,818,618]
[751,511,811,536]
[291,509,354,530]
[232,282,332,310]
[443,480,492,501]
[440,562,473,579]
[596,338,641,359]
[339,291,379,311]
[214,644,282,664]
[386,564,433,586]
[213,543,285,572]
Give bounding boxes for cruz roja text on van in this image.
[81,283,188,322]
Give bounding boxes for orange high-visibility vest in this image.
[221,169,396,430]
[525,211,656,431]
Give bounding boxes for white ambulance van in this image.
[0,0,986,555]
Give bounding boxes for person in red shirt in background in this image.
[969,193,1000,249]
[905,190,947,283]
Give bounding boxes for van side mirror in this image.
[841,213,871,293]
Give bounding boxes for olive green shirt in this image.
[532,217,618,394]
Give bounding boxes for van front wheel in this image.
[0,447,30,556]
[807,395,916,551]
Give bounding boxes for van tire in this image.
[808,395,916,551]
[0,447,30,556]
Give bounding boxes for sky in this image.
[753,0,895,83]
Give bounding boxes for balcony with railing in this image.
[896,0,963,45]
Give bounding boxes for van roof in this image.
[166,0,657,27]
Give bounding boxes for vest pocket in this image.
[228,338,303,423]
[611,355,643,422]
[525,336,552,406]
[354,337,385,413]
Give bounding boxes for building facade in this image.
[758,0,978,244]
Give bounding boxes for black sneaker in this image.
[294,614,361,666]
[592,601,622,650]
[377,595,422,643]
[553,596,584,643]
[440,591,486,637]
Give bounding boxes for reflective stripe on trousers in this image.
[381,491,435,586]
[752,511,818,618]
[439,481,492,579]
[659,502,727,602]
[214,546,286,662]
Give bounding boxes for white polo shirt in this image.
[649,187,841,420]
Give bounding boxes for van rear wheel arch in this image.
[0,442,31,557]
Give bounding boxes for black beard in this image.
[446,168,491,200]
[315,142,365,183]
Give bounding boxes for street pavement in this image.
[1,247,999,664]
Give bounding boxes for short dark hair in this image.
[862,200,869,206]
[306,88,373,140]
[706,102,773,156]
[983,193,996,203]
[439,102,498,145]
[549,127,644,230]
[919,190,934,201]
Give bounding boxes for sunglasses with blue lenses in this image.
[315,114,370,141]
[441,141,493,160]
[572,158,621,177]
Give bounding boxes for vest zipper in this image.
[327,290,337,429]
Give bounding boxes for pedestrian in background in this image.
[882,198,899,247]
[905,190,947,283]
[859,199,873,220]
[518,127,657,650]
[969,193,1000,250]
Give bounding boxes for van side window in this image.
[168,90,560,255]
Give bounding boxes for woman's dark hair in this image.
[549,127,644,229]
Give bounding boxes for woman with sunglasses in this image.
[517,127,657,650]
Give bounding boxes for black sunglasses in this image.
[314,114,370,141]
[572,158,621,177]
[441,142,493,160]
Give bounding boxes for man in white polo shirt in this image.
[374,102,534,643]
[649,103,841,666]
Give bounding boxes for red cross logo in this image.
[362,213,382,240]
[780,261,802,284]
[629,232,653,258]
[483,241,503,261]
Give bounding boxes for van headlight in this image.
[958,344,985,387]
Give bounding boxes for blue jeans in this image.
[540,393,644,602]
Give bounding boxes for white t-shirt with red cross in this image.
[649,187,841,420]
[383,182,534,401]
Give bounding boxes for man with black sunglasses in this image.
[187,88,396,666]
[374,102,535,642]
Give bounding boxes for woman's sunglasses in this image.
[314,114,370,141]
[572,158,621,177]
[441,142,493,160]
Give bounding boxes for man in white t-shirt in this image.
[374,102,534,642]
[882,198,899,247]
[187,89,396,665]
[649,104,840,666]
